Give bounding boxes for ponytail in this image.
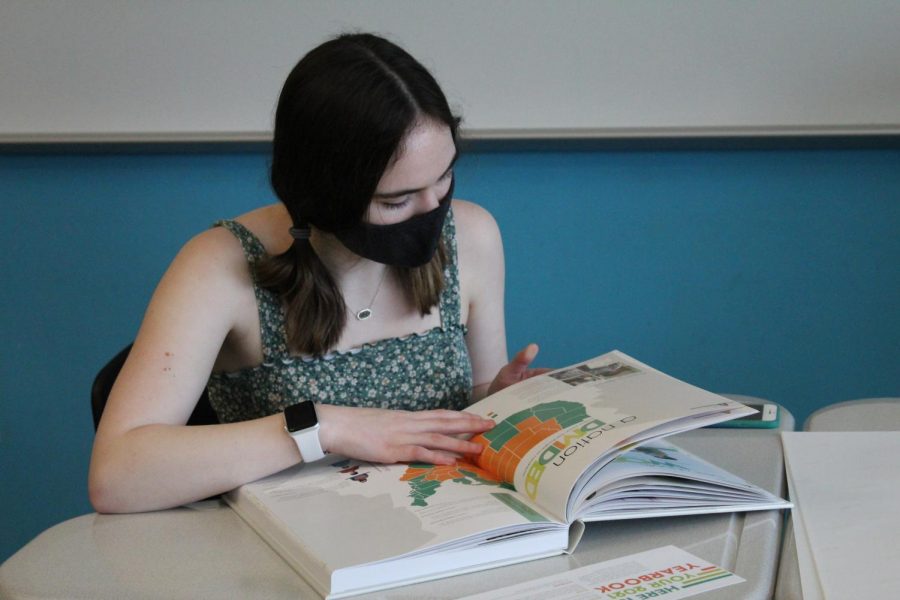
[255,238,347,357]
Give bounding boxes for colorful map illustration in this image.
[472,400,588,483]
[397,401,588,507]
[331,459,370,483]
[400,463,512,507]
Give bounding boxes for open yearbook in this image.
[225,350,791,598]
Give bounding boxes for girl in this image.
[89,32,544,513]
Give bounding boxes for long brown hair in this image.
[256,33,460,356]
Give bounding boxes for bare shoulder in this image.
[172,203,290,277]
[163,205,275,294]
[451,199,502,258]
[173,223,248,286]
[234,203,293,256]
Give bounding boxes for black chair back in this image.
[91,343,218,430]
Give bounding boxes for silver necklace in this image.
[353,268,388,321]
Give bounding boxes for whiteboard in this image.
[2,0,899,143]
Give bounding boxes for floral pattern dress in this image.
[206,210,473,422]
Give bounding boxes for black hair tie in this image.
[289,226,311,241]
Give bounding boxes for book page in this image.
[464,350,754,521]
[228,454,561,573]
[575,440,790,520]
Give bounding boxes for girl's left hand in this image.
[487,343,553,396]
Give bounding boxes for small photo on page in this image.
[550,361,639,386]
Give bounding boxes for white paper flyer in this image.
[460,545,745,600]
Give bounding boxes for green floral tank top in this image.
[206,210,473,423]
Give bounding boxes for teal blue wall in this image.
[2,146,899,562]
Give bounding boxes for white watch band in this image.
[290,423,326,462]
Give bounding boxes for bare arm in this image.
[454,200,549,404]
[88,228,302,512]
[453,200,509,402]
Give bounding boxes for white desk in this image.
[774,398,900,600]
[1,404,793,600]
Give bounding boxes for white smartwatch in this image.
[284,401,326,462]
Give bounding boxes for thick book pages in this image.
[225,350,791,598]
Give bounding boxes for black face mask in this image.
[334,179,454,267]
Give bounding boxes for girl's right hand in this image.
[316,405,495,465]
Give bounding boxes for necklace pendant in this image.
[356,308,373,321]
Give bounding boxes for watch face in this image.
[284,401,317,433]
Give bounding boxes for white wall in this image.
[2,0,899,142]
